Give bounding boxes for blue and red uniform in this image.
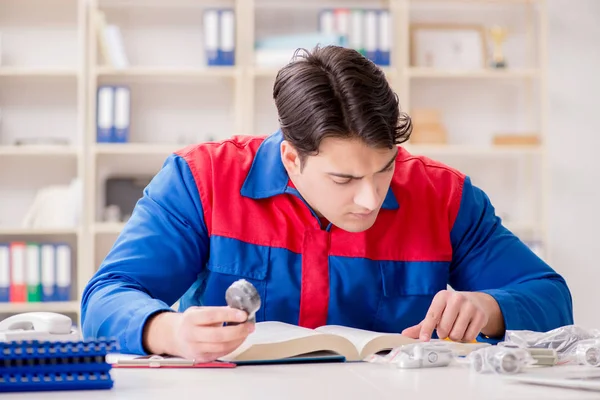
[81,131,573,354]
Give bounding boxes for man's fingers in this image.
[448,302,475,342]
[186,322,255,344]
[193,338,248,355]
[419,291,448,341]
[185,306,248,326]
[187,338,248,361]
[463,312,487,342]
[401,323,422,339]
[435,293,463,339]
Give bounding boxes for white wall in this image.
[547,0,600,329]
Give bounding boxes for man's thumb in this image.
[401,323,422,339]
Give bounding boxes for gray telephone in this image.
[0,312,81,342]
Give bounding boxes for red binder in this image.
[9,242,26,303]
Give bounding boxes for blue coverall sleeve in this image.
[449,176,574,340]
[80,154,208,354]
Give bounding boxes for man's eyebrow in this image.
[327,149,398,179]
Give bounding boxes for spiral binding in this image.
[0,338,118,393]
[0,371,114,392]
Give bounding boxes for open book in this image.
[218,321,418,363]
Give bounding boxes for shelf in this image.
[403,144,542,156]
[94,143,186,156]
[97,0,233,8]
[0,145,79,157]
[410,0,537,3]
[95,66,239,79]
[0,67,79,78]
[254,0,392,9]
[93,223,125,235]
[407,68,540,79]
[252,66,397,78]
[0,301,80,314]
[0,228,80,236]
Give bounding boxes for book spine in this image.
[377,9,391,66]
[26,243,41,302]
[9,242,26,303]
[334,8,350,47]
[219,9,235,66]
[364,9,378,63]
[0,244,9,302]
[112,86,130,143]
[349,9,365,56]
[41,244,56,302]
[55,244,71,302]
[319,8,335,35]
[204,9,220,66]
[96,86,115,143]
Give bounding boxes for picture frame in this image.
[410,23,488,70]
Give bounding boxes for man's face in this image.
[282,136,397,233]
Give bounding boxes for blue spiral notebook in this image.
[0,339,118,393]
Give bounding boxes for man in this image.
[81,46,573,362]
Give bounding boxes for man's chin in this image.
[335,218,377,233]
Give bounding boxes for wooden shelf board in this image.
[93,143,186,156]
[0,301,80,314]
[0,146,79,157]
[252,66,397,78]
[95,66,238,78]
[0,228,80,236]
[407,68,540,79]
[404,144,542,155]
[0,67,78,77]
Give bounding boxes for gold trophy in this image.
[489,25,508,68]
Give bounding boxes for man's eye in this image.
[333,179,351,185]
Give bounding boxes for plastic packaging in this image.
[497,342,558,366]
[467,346,536,375]
[574,339,600,367]
[365,342,455,369]
[503,325,600,365]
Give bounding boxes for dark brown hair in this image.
[273,45,411,161]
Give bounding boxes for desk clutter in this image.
[3,280,600,394]
[0,311,118,393]
[367,324,600,375]
[0,338,118,393]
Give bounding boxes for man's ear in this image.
[280,141,302,175]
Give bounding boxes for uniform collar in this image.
[240,130,399,210]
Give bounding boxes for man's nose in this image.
[354,181,380,211]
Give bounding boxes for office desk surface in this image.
[2,363,599,399]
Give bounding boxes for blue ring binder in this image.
[0,339,118,393]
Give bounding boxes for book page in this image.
[315,325,388,354]
[220,321,323,361]
[243,321,322,346]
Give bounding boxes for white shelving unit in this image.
[0,0,87,321]
[0,0,548,323]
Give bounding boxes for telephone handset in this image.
[0,312,81,342]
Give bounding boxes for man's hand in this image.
[143,306,255,362]
[401,290,504,342]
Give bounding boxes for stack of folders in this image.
[319,8,392,66]
[0,243,72,303]
[203,8,235,66]
[96,85,130,143]
[0,339,118,393]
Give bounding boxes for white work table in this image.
[2,362,600,399]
